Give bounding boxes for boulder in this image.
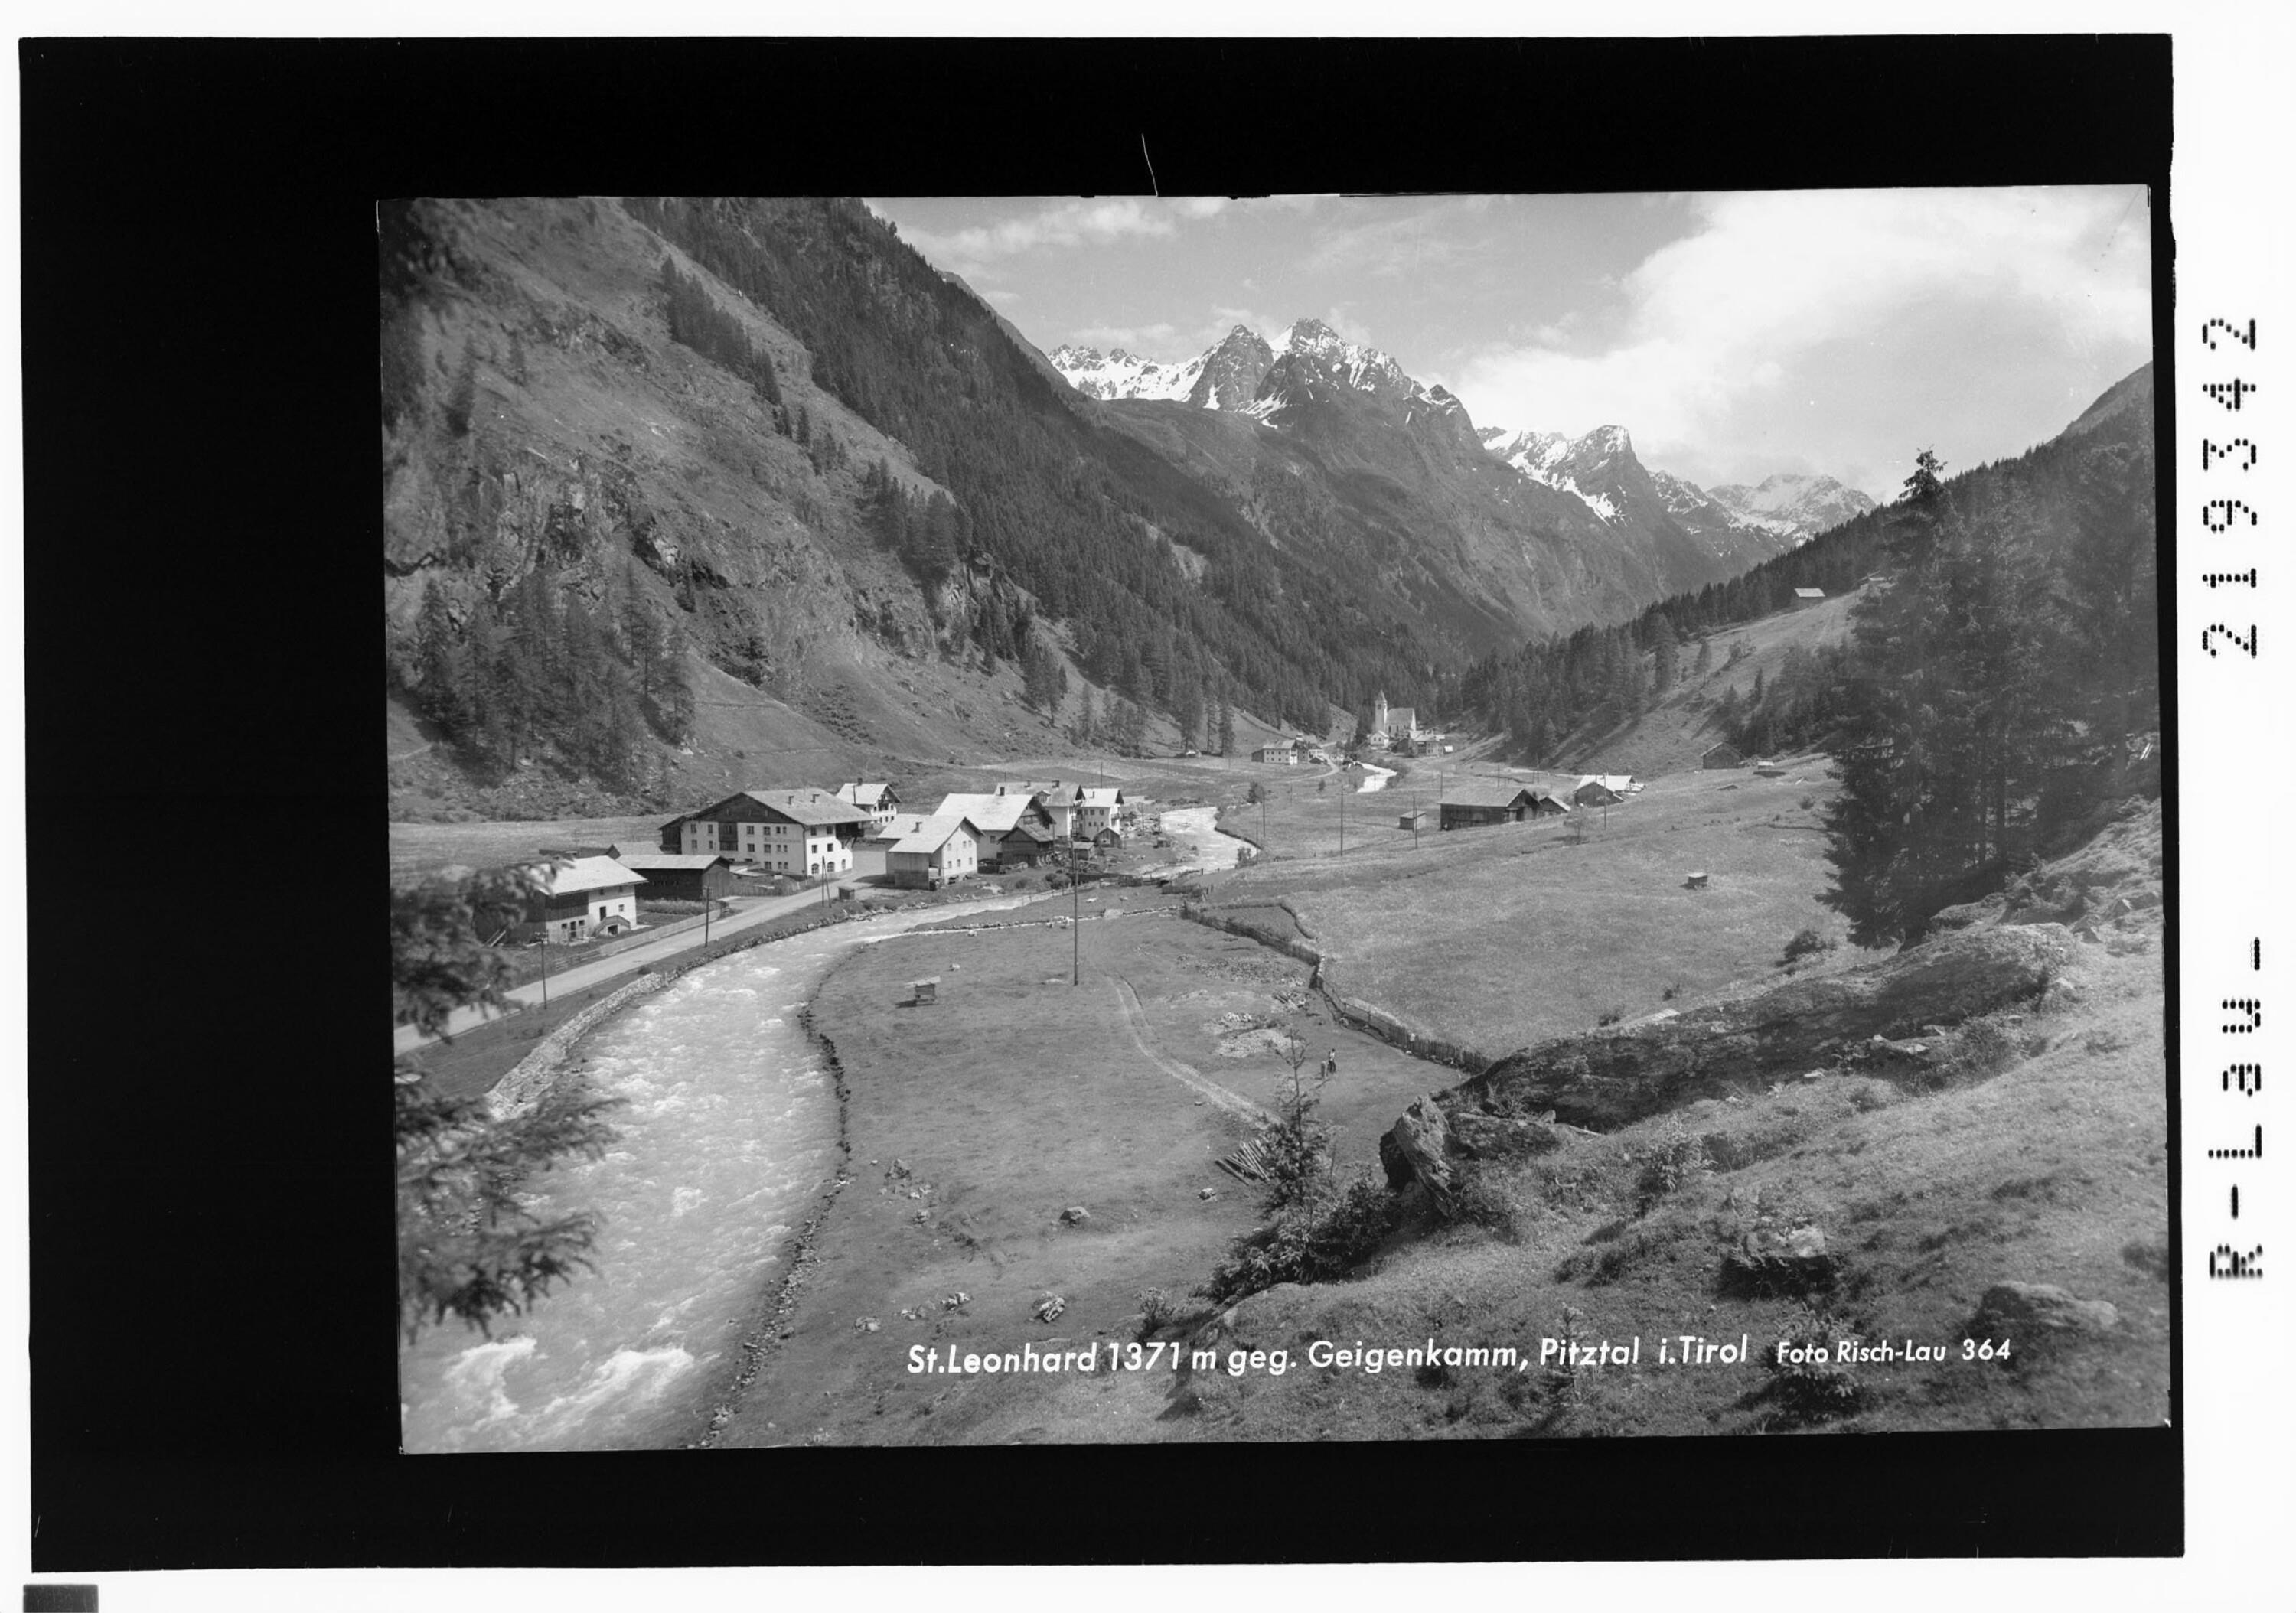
[1971,1282,2118,1341]
[1722,1225,1838,1295]
[1379,1097,1453,1194]
[1456,924,2073,1130]
[1058,1205,1091,1226]
[1032,1293,1067,1324]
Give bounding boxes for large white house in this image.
[665,789,875,877]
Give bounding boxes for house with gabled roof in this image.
[886,814,981,889]
[522,856,647,943]
[833,780,903,832]
[1003,781,1078,839]
[670,789,875,876]
[934,790,1062,869]
[1076,786,1125,839]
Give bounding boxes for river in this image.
[1155,805,1259,870]
[1355,763,1396,793]
[399,894,1033,1453]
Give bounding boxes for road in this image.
[392,884,856,1057]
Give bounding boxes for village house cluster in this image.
[511,778,1141,941]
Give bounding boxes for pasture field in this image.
[1202,763,1861,1061]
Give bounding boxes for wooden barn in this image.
[1702,741,1745,770]
[1437,780,1541,831]
[1397,808,1430,832]
[1571,779,1625,807]
[605,850,735,903]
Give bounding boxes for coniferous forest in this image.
[618,196,1443,734]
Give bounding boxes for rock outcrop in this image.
[1378,1097,1454,1194]
[1454,923,2074,1132]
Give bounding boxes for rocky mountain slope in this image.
[1705,473,1878,538]
[1049,320,1812,657]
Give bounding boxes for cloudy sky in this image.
[866,189,2153,500]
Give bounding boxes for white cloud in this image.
[898,197,1226,272]
[1453,187,2152,492]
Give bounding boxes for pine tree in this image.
[1692,637,1713,675]
[1900,446,1946,505]
[1217,700,1236,757]
[1651,614,1679,692]
[396,864,621,1344]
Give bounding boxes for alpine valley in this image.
[383,197,1872,817]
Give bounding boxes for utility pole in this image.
[540,922,550,1007]
[1412,790,1420,852]
[1071,844,1081,985]
[1339,765,1346,855]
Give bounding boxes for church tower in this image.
[1373,690,1389,737]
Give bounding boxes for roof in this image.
[865,812,934,842]
[1794,587,1826,598]
[1577,774,1632,792]
[609,852,731,872]
[834,781,897,808]
[936,792,1049,834]
[889,814,980,855]
[1704,741,1741,756]
[1439,780,1538,810]
[1001,781,1075,803]
[702,789,875,828]
[1078,787,1124,808]
[540,856,647,895]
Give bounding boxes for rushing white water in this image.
[400,896,1032,1453]
[1355,764,1396,793]
[1156,804,1257,870]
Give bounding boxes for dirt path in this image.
[1108,976,1272,1123]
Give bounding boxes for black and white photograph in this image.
[385,185,2165,1452]
[38,23,2268,1597]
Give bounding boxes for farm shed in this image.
[1571,780,1625,807]
[1397,809,1430,832]
[1702,741,1744,770]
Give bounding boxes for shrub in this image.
[1440,1162,1527,1240]
[1199,1173,1401,1304]
[1595,1005,1626,1028]
[1756,1303,1870,1427]
[1632,1118,1713,1213]
[1781,927,1835,966]
[1933,1013,2027,1083]
[1136,1286,1186,1338]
